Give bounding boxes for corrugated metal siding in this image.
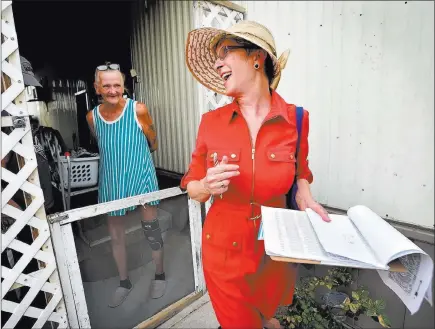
[243,1,434,228]
[130,0,199,174]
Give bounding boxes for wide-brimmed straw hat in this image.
[185,20,290,95]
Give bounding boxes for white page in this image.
[261,206,386,269]
[347,205,422,265]
[261,206,325,260]
[320,253,385,270]
[306,208,383,267]
[377,252,434,314]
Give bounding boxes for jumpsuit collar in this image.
[225,90,292,125]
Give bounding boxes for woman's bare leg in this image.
[141,205,166,299]
[107,216,128,280]
[107,216,133,308]
[141,205,164,275]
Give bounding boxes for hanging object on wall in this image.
[47,78,88,150]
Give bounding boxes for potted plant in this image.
[276,267,392,329]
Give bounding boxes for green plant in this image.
[276,267,391,329]
[342,287,391,328]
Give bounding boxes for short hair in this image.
[213,36,274,85]
[94,69,125,85]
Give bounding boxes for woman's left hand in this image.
[295,180,331,222]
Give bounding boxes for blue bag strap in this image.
[285,105,304,210]
[295,106,304,162]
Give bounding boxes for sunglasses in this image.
[216,45,255,60]
[96,63,120,71]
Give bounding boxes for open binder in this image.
[258,205,433,314]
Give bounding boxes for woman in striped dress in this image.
[86,64,166,308]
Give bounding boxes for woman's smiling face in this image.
[213,38,259,97]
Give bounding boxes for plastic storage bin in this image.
[59,156,99,189]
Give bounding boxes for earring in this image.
[254,63,259,70]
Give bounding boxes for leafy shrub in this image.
[276,267,391,329]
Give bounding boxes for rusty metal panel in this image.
[243,1,434,228]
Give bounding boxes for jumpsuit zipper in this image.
[239,114,258,228]
[241,114,279,254]
[251,142,256,228]
[245,115,279,228]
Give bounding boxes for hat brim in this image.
[22,72,42,87]
[185,27,283,95]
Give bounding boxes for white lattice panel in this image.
[1,2,68,328]
[194,1,244,115]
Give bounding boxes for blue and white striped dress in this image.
[93,98,159,217]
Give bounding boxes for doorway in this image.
[7,2,198,328]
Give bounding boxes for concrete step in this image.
[76,226,174,283]
[158,194,189,232]
[75,209,172,281]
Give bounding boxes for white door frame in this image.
[47,187,205,328]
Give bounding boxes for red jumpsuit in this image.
[180,90,313,328]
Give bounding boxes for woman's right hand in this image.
[201,156,240,196]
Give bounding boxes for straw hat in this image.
[185,20,290,95]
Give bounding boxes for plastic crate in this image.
[59,156,99,189]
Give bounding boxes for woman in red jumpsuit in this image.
[181,21,331,329]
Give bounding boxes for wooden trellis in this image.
[1,2,68,328]
[194,1,244,115]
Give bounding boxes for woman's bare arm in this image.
[187,179,211,203]
[86,111,97,139]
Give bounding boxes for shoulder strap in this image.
[92,105,100,124]
[295,106,304,159]
[294,106,304,179]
